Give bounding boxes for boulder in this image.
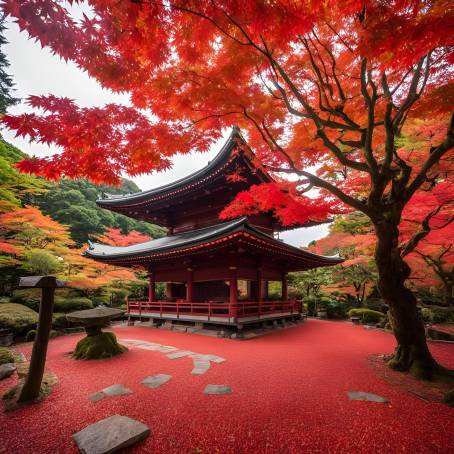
[0,363,16,380]
[73,415,150,454]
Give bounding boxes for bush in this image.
[348,308,385,324]
[25,329,37,342]
[325,300,349,319]
[0,303,38,336]
[420,306,454,324]
[0,347,14,365]
[24,249,62,275]
[49,330,58,339]
[54,297,93,313]
[52,312,70,329]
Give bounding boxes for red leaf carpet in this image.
[1,320,453,453]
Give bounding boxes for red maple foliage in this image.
[3,0,454,376]
[97,227,152,247]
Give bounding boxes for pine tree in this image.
[0,18,19,114]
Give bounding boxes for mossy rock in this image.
[443,390,454,407]
[0,347,14,366]
[73,332,127,360]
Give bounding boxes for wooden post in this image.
[148,271,155,303]
[186,268,193,302]
[256,267,262,302]
[229,266,238,318]
[17,276,64,403]
[282,272,288,301]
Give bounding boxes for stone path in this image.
[121,339,226,375]
[141,374,172,389]
[73,415,150,454]
[88,384,133,402]
[204,385,232,395]
[348,391,389,403]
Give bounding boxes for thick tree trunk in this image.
[442,280,453,306]
[374,218,444,380]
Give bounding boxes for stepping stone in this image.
[102,384,133,397]
[166,351,193,359]
[156,346,178,353]
[191,360,211,375]
[88,392,106,402]
[348,391,389,403]
[204,384,232,395]
[0,363,16,380]
[199,354,226,363]
[73,415,150,454]
[141,374,172,389]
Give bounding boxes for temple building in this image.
[85,128,342,331]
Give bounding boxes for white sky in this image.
[2,17,329,247]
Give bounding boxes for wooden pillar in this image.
[256,267,262,302]
[18,286,55,402]
[282,272,288,301]
[165,283,172,301]
[186,268,193,302]
[229,266,238,318]
[148,271,155,303]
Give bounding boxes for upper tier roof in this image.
[85,217,343,271]
[97,127,270,209]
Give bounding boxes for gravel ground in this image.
[0,319,453,454]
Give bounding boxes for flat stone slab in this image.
[102,384,133,397]
[191,360,211,375]
[166,351,193,359]
[0,363,16,380]
[204,384,232,395]
[348,391,389,403]
[88,392,106,402]
[141,374,172,389]
[73,415,150,454]
[66,307,124,327]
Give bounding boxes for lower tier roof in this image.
[85,217,343,271]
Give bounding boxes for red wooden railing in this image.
[127,299,302,319]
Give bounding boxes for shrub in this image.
[24,249,62,275]
[420,306,454,324]
[49,330,58,339]
[52,312,70,329]
[0,347,14,365]
[325,300,349,319]
[25,329,37,342]
[54,297,93,313]
[348,308,385,324]
[0,303,38,335]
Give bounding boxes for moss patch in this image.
[0,303,38,336]
[73,332,127,360]
[3,372,58,412]
[0,347,14,365]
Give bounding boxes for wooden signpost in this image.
[17,276,64,403]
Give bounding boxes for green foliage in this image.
[73,332,127,360]
[331,212,372,235]
[0,20,19,114]
[54,297,93,313]
[25,329,36,342]
[420,306,454,324]
[325,300,349,319]
[23,249,62,275]
[36,178,166,245]
[0,138,48,211]
[52,312,70,329]
[0,347,14,365]
[289,268,333,298]
[348,308,385,324]
[49,330,58,339]
[0,303,38,335]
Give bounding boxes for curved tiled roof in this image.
[97,127,271,209]
[85,217,343,269]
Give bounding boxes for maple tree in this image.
[96,227,152,247]
[3,1,454,378]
